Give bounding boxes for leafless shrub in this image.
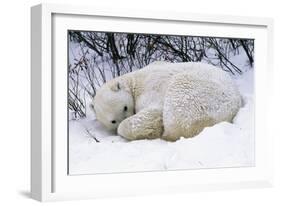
[68,31,254,119]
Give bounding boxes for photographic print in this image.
[68,31,254,175]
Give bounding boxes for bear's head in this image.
[91,80,135,131]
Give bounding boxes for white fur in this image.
[93,62,242,141]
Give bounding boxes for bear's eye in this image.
[124,106,128,112]
[111,120,116,124]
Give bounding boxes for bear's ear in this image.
[110,81,121,92]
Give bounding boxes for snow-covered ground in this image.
[68,70,254,175]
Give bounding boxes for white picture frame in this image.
[31,3,274,202]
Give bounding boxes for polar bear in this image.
[91,62,242,141]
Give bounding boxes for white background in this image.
[0,0,280,205]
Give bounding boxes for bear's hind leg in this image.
[162,73,212,141]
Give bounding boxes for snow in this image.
[68,69,254,175]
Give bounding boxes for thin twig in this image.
[85,128,100,143]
